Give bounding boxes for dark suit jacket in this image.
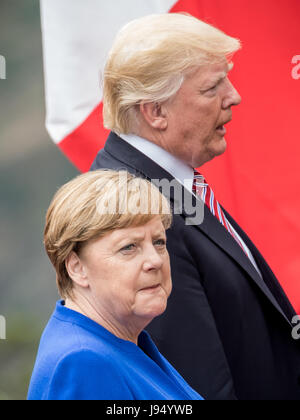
[91,131,300,400]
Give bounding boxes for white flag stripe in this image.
[40,0,177,144]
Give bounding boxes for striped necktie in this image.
[193,170,252,259]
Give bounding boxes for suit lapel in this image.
[224,208,296,321]
[102,132,292,325]
[200,206,292,325]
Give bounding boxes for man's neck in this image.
[119,132,194,194]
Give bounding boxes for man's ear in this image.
[139,101,168,130]
[65,251,89,289]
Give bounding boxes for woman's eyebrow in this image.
[118,232,166,244]
[152,231,167,240]
[117,233,145,242]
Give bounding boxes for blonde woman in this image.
[27,170,203,400]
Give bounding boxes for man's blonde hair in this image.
[103,13,241,134]
[44,170,172,299]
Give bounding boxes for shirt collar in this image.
[119,133,194,193]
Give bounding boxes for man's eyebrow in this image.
[228,61,234,72]
[201,63,234,89]
[201,72,226,89]
[213,72,227,83]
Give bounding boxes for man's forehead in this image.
[206,60,232,74]
[198,61,233,83]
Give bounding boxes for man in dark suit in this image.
[91,13,300,400]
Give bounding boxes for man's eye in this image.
[206,78,226,93]
[205,83,219,92]
[201,85,217,94]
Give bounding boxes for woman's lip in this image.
[140,284,161,292]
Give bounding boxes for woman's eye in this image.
[120,239,166,253]
[154,239,166,247]
[120,243,136,252]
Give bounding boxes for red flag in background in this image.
[172,0,300,311]
[40,0,300,311]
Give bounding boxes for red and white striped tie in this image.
[193,170,251,258]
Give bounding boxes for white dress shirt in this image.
[120,133,194,193]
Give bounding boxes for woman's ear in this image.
[139,101,168,130]
[65,251,89,289]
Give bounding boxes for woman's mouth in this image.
[140,284,161,293]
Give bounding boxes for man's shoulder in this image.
[90,144,141,175]
[91,146,121,170]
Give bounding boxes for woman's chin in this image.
[135,299,168,321]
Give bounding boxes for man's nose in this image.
[222,79,242,109]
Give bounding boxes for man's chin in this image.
[192,138,227,167]
[206,138,227,162]
[216,137,227,155]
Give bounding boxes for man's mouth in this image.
[216,118,231,135]
[216,125,226,135]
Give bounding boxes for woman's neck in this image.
[64,293,143,345]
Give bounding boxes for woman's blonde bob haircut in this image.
[44,170,172,299]
[103,13,241,134]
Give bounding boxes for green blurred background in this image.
[0,0,78,399]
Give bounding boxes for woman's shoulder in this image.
[28,345,131,400]
[51,347,117,375]
[28,303,133,400]
[37,302,124,360]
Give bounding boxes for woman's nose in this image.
[143,246,164,271]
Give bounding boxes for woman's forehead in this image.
[109,218,166,242]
